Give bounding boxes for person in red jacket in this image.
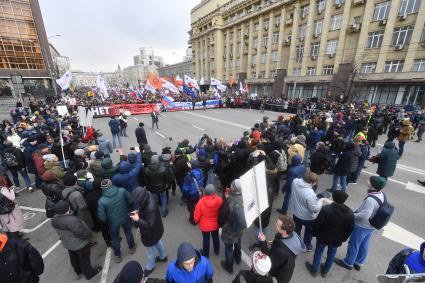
[194,184,223,258]
[32,144,50,182]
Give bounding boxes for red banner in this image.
[88,104,155,117]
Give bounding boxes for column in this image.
[288,2,301,75]
[225,30,231,80]
[301,0,316,76]
[215,29,225,80]
[316,0,334,75]
[266,11,274,78]
[195,39,201,80]
[232,26,238,77]
[247,19,254,78]
[403,0,425,71]
[256,15,264,77]
[277,7,287,69]
[333,0,353,72]
[353,0,375,64]
[239,24,245,74]
[199,39,204,80]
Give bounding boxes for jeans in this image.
[146,240,167,271]
[152,120,159,129]
[312,241,337,273]
[331,174,347,192]
[158,191,168,216]
[398,140,405,157]
[343,224,374,267]
[34,173,42,189]
[109,219,135,256]
[10,169,32,188]
[121,127,127,137]
[111,132,122,148]
[293,215,314,249]
[224,238,241,272]
[280,182,292,214]
[186,197,199,224]
[347,130,355,143]
[68,245,98,280]
[350,158,366,183]
[202,230,219,258]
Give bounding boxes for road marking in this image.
[362,170,407,186]
[161,113,168,117]
[133,117,139,121]
[23,211,36,220]
[382,222,425,249]
[155,131,166,138]
[405,181,425,194]
[42,240,61,259]
[211,111,221,114]
[20,206,46,213]
[100,248,112,283]
[182,111,251,130]
[397,164,425,176]
[241,249,252,268]
[192,125,205,131]
[21,218,51,233]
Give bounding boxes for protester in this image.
[182,160,205,225]
[108,116,122,148]
[135,122,148,149]
[0,185,24,238]
[331,142,354,192]
[151,110,159,130]
[113,260,165,283]
[374,141,399,179]
[112,150,142,193]
[397,119,414,157]
[3,140,33,191]
[386,242,425,274]
[232,251,273,283]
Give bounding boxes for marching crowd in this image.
[0,99,424,283]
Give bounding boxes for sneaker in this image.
[114,255,122,263]
[353,263,361,271]
[320,263,328,278]
[220,260,233,274]
[129,243,137,254]
[144,268,154,277]
[155,256,168,263]
[305,246,313,252]
[417,180,425,187]
[334,258,352,270]
[305,262,317,277]
[28,187,34,193]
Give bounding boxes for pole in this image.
[58,118,67,169]
[252,164,262,234]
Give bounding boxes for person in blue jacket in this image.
[166,242,213,283]
[112,151,142,193]
[182,160,204,225]
[386,242,425,274]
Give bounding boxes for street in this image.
[16,108,425,283]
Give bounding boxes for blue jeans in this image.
[280,182,292,214]
[398,140,405,157]
[111,132,122,148]
[312,241,337,273]
[331,174,347,192]
[10,169,32,188]
[158,191,168,216]
[343,224,374,267]
[293,215,314,249]
[347,130,355,142]
[34,173,42,189]
[109,219,135,256]
[121,127,127,137]
[202,230,219,258]
[146,240,167,271]
[224,239,241,272]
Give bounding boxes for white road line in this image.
[192,125,205,131]
[161,113,168,117]
[397,164,425,176]
[182,111,251,130]
[405,181,425,194]
[21,218,51,233]
[241,249,252,268]
[382,222,425,249]
[133,117,139,121]
[155,131,166,138]
[100,248,112,283]
[20,206,46,213]
[42,240,61,259]
[362,170,407,186]
[211,111,221,114]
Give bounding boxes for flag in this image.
[200,77,205,85]
[96,75,108,99]
[184,75,200,90]
[210,77,222,86]
[174,75,184,87]
[217,83,227,92]
[161,78,179,93]
[183,85,196,98]
[148,73,163,90]
[229,76,235,87]
[56,71,72,90]
[145,81,157,93]
[239,81,245,94]
[161,96,174,106]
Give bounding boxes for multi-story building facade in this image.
[122,64,158,86]
[72,71,98,88]
[158,60,194,80]
[190,0,425,106]
[0,0,55,98]
[133,47,164,68]
[49,43,70,77]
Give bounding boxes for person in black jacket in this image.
[0,232,44,283]
[309,142,331,192]
[135,122,148,150]
[3,140,33,191]
[258,215,306,283]
[305,191,354,278]
[174,149,189,191]
[330,142,354,192]
[130,186,168,277]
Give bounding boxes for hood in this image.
[420,242,425,265]
[147,162,161,171]
[160,153,172,162]
[131,186,149,207]
[176,242,200,266]
[102,186,119,198]
[101,158,113,169]
[404,241,425,273]
[203,195,221,208]
[292,178,311,190]
[384,141,396,149]
[119,161,131,174]
[291,154,302,166]
[279,232,306,256]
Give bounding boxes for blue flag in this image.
[183,85,196,99]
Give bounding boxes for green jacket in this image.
[97,186,133,227]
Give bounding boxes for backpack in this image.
[230,200,246,234]
[0,192,16,215]
[4,151,18,167]
[274,150,287,172]
[45,196,57,218]
[63,189,78,215]
[368,194,394,230]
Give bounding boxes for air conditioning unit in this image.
[313,33,319,38]
[285,18,293,25]
[251,63,256,67]
[244,33,249,38]
[230,53,233,58]
[317,9,323,15]
[311,55,317,60]
[300,37,305,42]
[275,22,280,27]
[350,23,361,32]
[264,26,268,31]
[353,0,365,5]
[285,38,291,44]
[335,3,342,8]
[379,19,387,26]
[395,44,404,51]
[399,14,407,20]
[328,53,335,58]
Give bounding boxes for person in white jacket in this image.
[6,127,22,149]
[289,171,329,251]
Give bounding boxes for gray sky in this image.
[39,0,199,72]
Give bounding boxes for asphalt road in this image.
[14,108,425,283]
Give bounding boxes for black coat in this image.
[310,148,331,175]
[312,203,354,247]
[4,146,26,171]
[135,127,148,145]
[174,155,189,186]
[0,237,44,283]
[333,150,354,176]
[144,163,170,194]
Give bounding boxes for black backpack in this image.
[4,151,18,167]
[0,193,16,215]
[45,196,57,218]
[368,193,394,230]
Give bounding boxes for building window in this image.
[314,19,323,36]
[259,71,266,78]
[326,40,338,54]
[366,31,384,48]
[296,45,304,61]
[275,15,281,27]
[271,69,277,77]
[334,0,345,5]
[253,37,258,48]
[317,0,326,13]
[384,60,404,72]
[307,67,316,76]
[293,67,301,76]
[263,35,268,47]
[236,58,241,67]
[273,32,279,44]
[251,72,256,78]
[322,65,334,75]
[264,19,269,30]
[252,55,257,65]
[360,63,377,73]
[230,33,234,41]
[301,5,310,18]
[224,46,227,55]
[373,1,391,21]
[392,26,414,46]
[255,22,260,31]
[330,14,342,30]
[271,50,278,62]
[421,25,425,43]
[399,0,421,15]
[299,24,307,39]
[238,42,242,53]
[261,53,267,64]
[412,59,425,71]
[237,30,242,38]
[311,42,320,56]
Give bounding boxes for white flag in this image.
[145,80,157,93]
[239,81,245,94]
[161,78,178,93]
[217,83,227,92]
[56,71,72,90]
[96,76,108,99]
[210,78,222,86]
[200,77,205,86]
[184,75,200,90]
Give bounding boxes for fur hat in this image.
[74,149,85,157]
[204,184,216,195]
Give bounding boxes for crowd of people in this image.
[0,97,424,282]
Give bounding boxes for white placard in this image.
[57,105,69,117]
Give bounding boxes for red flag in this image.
[148,73,163,90]
[229,76,235,87]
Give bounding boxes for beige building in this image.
[190,0,425,105]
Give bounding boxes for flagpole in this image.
[253,164,262,234]
[58,118,67,169]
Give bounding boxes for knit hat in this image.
[231,179,242,195]
[204,184,216,195]
[74,148,85,157]
[94,151,104,159]
[252,251,272,276]
[63,174,77,186]
[144,144,151,152]
[297,135,306,144]
[369,176,387,190]
[42,154,57,162]
[101,179,112,190]
[332,190,348,204]
[54,200,70,215]
[115,261,144,283]
[151,155,160,164]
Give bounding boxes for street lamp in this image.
[48,34,61,40]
